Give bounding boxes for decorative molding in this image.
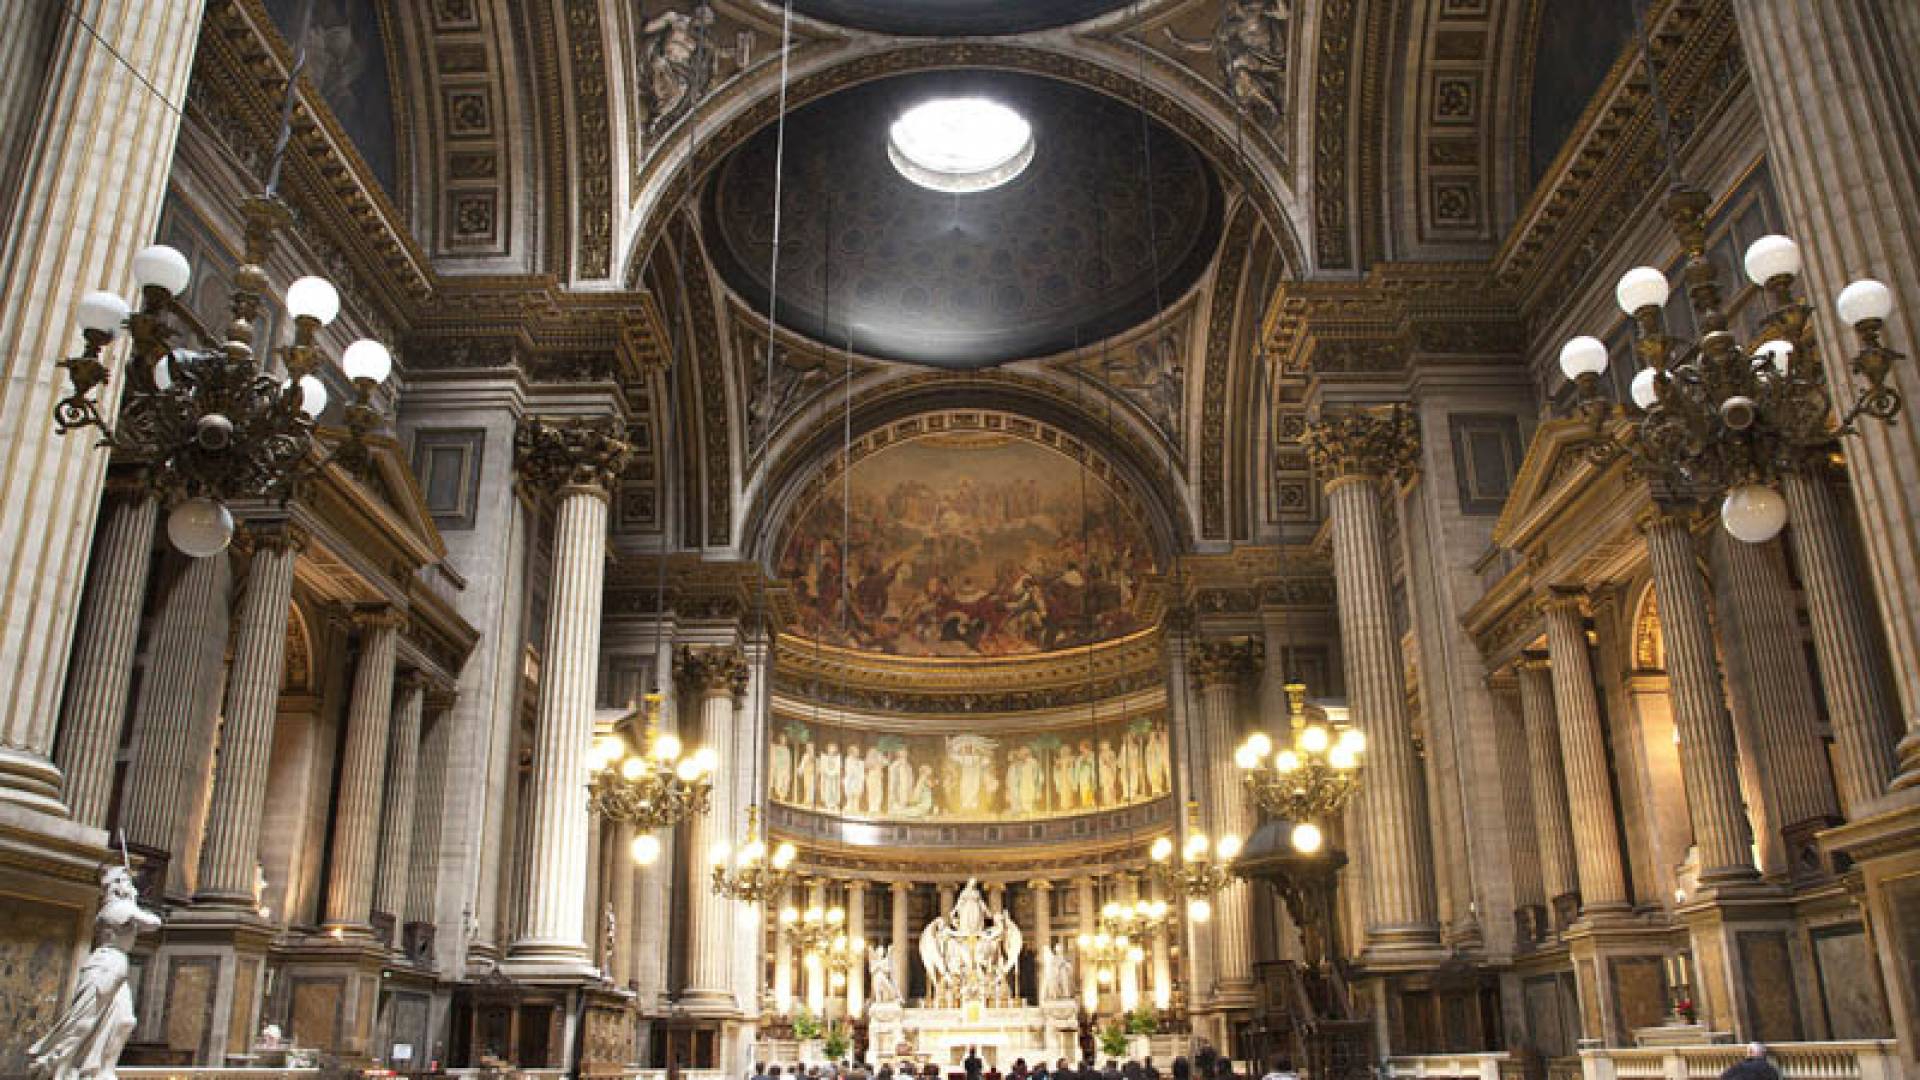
[675,643,750,697]
[1189,635,1264,688]
[1302,405,1422,484]
[1201,205,1258,539]
[514,415,634,493]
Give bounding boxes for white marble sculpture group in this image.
[28,864,161,1080]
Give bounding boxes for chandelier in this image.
[1234,680,1365,853]
[1076,928,1145,988]
[57,196,393,557]
[712,805,799,905]
[1100,896,1173,939]
[1147,801,1241,923]
[589,692,717,838]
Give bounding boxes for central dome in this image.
[703,70,1222,368]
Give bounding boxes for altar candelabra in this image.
[1234,680,1365,854]
[55,196,393,556]
[589,693,717,843]
[711,806,798,904]
[1147,802,1241,923]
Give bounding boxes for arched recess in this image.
[738,372,1197,570]
[1629,578,1666,674]
[616,39,1307,292]
[282,600,316,694]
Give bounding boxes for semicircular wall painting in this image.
[778,431,1157,658]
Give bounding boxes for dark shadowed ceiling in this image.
[703,70,1223,368]
[792,0,1136,35]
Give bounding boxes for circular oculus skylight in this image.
[887,97,1035,193]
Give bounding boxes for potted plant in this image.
[1099,1022,1130,1061]
[1124,1008,1157,1060]
[823,1021,851,1064]
[793,1007,825,1063]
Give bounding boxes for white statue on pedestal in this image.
[918,879,1021,1004]
[1040,944,1076,1003]
[28,864,160,1080]
[869,944,902,1005]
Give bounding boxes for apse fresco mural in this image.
[779,434,1156,657]
[769,715,1173,823]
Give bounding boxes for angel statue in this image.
[1041,943,1077,1003]
[28,864,161,1080]
[869,945,902,1005]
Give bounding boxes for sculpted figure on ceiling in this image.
[638,2,719,139]
[1167,0,1292,129]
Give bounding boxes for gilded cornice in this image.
[602,555,784,628]
[404,279,670,385]
[1492,0,1746,317]
[1262,264,1522,379]
[1179,544,1337,614]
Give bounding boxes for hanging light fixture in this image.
[588,692,716,833]
[711,804,798,905]
[1147,800,1241,924]
[1235,679,1364,853]
[1556,0,1903,545]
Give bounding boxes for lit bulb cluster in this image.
[1235,682,1365,853]
[1146,804,1241,924]
[588,693,717,835]
[711,805,799,905]
[54,197,394,557]
[1099,897,1173,939]
[781,904,866,986]
[1076,928,1145,986]
[1558,183,1905,546]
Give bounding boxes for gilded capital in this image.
[1189,637,1263,689]
[674,644,750,698]
[237,519,310,556]
[514,415,633,494]
[1301,405,1421,484]
[353,606,410,633]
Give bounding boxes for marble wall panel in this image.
[227,956,258,1054]
[163,956,218,1058]
[0,898,80,1076]
[1811,924,1893,1038]
[1609,956,1667,1036]
[1738,931,1803,1042]
[290,976,345,1052]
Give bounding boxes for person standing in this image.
[1718,1045,1780,1080]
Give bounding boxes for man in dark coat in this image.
[1718,1044,1780,1080]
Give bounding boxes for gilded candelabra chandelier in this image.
[1558,183,1904,545]
[588,693,717,844]
[1099,895,1173,939]
[56,196,393,557]
[1078,913,1146,988]
[1147,802,1242,924]
[711,805,799,905]
[779,895,862,986]
[1234,680,1365,854]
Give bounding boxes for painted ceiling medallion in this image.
[888,98,1035,193]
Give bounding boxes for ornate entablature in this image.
[1261,264,1523,380]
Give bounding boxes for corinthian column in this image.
[848,879,868,1016]
[891,881,912,997]
[374,672,427,929]
[1641,511,1759,885]
[406,702,450,939]
[1541,594,1631,912]
[1782,468,1900,812]
[1490,673,1544,929]
[507,416,631,971]
[677,644,748,1009]
[323,612,404,933]
[0,0,208,816]
[1191,637,1261,1004]
[1516,659,1581,921]
[54,480,158,826]
[1303,407,1440,953]
[1729,0,1920,787]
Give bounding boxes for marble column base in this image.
[1559,917,1676,1047]
[501,939,600,981]
[1674,883,1801,1044]
[147,909,278,1066]
[1817,788,1920,1075]
[263,933,392,1065]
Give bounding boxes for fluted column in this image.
[1076,877,1098,1011]
[1730,0,1920,786]
[53,483,158,826]
[891,881,912,999]
[1191,638,1260,1002]
[1715,531,1843,841]
[1304,407,1440,952]
[775,898,796,1014]
[374,672,427,927]
[1516,659,1581,917]
[1642,511,1760,884]
[1149,878,1172,1009]
[1490,675,1545,925]
[407,703,450,933]
[507,416,629,970]
[805,879,828,1017]
[678,644,748,1007]
[1541,595,1631,912]
[1782,468,1901,812]
[323,612,403,932]
[1029,879,1053,984]
[848,880,868,1016]
[0,0,208,816]
[196,525,303,905]
[122,553,231,894]
[1118,875,1142,1012]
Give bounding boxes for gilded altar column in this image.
[121,553,230,895]
[1303,408,1441,953]
[373,672,427,930]
[1729,0,1920,786]
[195,524,304,905]
[1642,511,1760,885]
[891,881,912,1000]
[1076,876,1098,1011]
[1541,595,1631,912]
[1191,638,1260,1005]
[1781,468,1901,812]
[0,0,207,817]
[53,480,157,826]
[322,611,404,934]
[679,644,750,1009]
[1515,659,1581,922]
[507,416,630,970]
[848,879,868,1017]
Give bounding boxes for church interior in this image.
[4,1,1920,1079]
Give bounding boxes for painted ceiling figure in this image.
[638,2,717,138]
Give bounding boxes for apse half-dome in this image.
[776,427,1159,658]
[704,70,1223,368]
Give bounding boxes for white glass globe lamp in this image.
[167,498,235,558]
[1722,484,1789,544]
[1615,267,1672,315]
[1559,336,1610,381]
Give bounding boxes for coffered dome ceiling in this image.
[790,0,1137,36]
[703,70,1223,368]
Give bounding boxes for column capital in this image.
[514,414,633,495]
[1190,637,1263,689]
[354,606,409,633]
[1301,405,1421,485]
[236,519,310,555]
[395,668,430,695]
[1540,587,1588,616]
[675,644,749,698]
[891,880,914,896]
[1027,879,1053,891]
